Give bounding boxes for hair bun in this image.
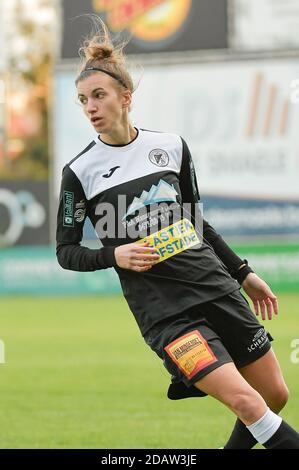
[76,17,134,92]
[85,42,114,61]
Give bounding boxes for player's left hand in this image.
[241,272,278,321]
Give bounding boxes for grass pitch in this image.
[0,293,298,448]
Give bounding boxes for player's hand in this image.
[114,241,159,272]
[241,272,278,321]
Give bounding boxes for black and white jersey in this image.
[56,128,242,335]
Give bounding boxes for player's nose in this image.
[86,98,98,113]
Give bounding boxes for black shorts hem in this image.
[235,343,272,370]
[185,359,234,388]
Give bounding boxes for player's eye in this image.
[78,96,87,105]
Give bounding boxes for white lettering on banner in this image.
[208,148,286,175]
[204,206,299,231]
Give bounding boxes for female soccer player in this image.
[56,21,299,449]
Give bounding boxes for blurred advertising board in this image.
[61,0,228,58]
[203,197,299,239]
[0,244,297,294]
[0,181,49,246]
[53,58,299,240]
[233,243,299,292]
[230,0,299,50]
[0,246,121,295]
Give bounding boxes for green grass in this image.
[0,293,298,449]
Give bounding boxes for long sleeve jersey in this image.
[56,128,243,335]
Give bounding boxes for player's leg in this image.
[145,310,299,448]
[193,362,266,423]
[160,323,278,447]
[210,291,289,449]
[193,362,299,449]
[188,291,298,448]
[224,348,289,449]
[198,290,280,448]
[167,347,288,405]
[239,348,289,412]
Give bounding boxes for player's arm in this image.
[56,165,158,273]
[179,138,253,284]
[56,165,117,271]
[202,219,253,284]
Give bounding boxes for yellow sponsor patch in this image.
[164,330,217,379]
[135,218,200,263]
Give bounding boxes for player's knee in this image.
[228,390,265,422]
[269,384,289,412]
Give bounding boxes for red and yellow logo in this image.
[92,0,192,42]
[165,330,217,379]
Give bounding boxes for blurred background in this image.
[0,0,298,449]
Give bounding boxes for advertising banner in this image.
[0,181,50,246]
[231,0,299,50]
[0,245,297,295]
[233,243,299,292]
[61,0,228,58]
[0,246,121,295]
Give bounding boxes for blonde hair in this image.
[75,15,134,92]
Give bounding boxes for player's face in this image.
[76,73,131,134]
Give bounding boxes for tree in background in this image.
[2,0,57,179]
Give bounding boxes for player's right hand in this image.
[114,241,160,272]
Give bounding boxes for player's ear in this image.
[121,89,132,109]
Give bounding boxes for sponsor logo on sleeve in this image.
[74,200,86,223]
[63,191,74,227]
[165,330,217,379]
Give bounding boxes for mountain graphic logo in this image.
[123,179,178,219]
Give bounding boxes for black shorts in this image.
[143,288,273,388]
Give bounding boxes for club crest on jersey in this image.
[148,149,169,167]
